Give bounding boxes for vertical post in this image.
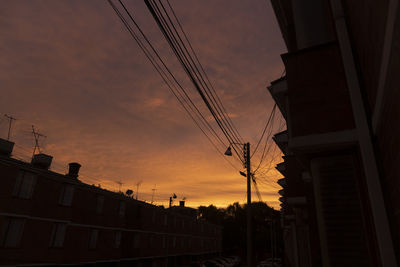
[7,119,12,140]
[245,142,252,267]
[272,220,275,263]
[4,114,16,141]
[269,220,273,260]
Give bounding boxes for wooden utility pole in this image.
[245,142,252,267]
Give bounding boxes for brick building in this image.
[0,138,222,266]
[268,0,399,266]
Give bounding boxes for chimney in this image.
[0,138,14,157]
[67,162,81,179]
[179,200,185,207]
[31,153,53,170]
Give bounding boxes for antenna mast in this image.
[151,184,157,204]
[136,181,142,200]
[115,180,124,192]
[31,125,46,158]
[4,114,16,140]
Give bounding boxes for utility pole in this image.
[245,142,252,267]
[4,114,16,140]
[225,142,252,266]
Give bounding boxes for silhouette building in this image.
[0,138,221,266]
[269,0,399,266]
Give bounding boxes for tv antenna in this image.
[115,180,124,192]
[31,125,46,158]
[135,180,142,200]
[4,114,16,140]
[151,184,157,204]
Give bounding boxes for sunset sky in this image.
[0,0,287,208]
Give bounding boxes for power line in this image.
[144,0,243,160]
[165,0,244,144]
[107,0,242,170]
[151,0,244,145]
[251,104,277,158]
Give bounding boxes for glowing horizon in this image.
[0,0,287,210]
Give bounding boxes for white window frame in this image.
[49,223,67,248]
[0,217,25,247]
[119,201,126,217]
[88,229,99,249]
[96,195,104,214]
[133,233,140,248]
[13,171,37,199]
[59,184,74,207]
[164,214,168,226]
[114,231,121,248]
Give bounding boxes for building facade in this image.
[0,139,222,266]
[269,0,399,266]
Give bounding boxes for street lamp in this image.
[225,142,252,267]
[169,193,177,208]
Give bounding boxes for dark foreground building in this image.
[0,138,221,266]
[269,0,400,266]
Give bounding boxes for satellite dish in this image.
[182,197,186,201]
[126,189,133,196]
[173,193,177,199]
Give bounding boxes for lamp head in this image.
[224,146,233,156]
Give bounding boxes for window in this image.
[59,185,74,206]
[13,171,36,199]
[133,233,140,248]
[96,195,104,214]
[88,229,98,249]
[119,201,126,217]
[162,236,166,249]
[173,236,176,248]
[114,231,121,248]
[0,218,25,247]
[49,223,66,248]
[164,214,168,226]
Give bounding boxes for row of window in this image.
[12,171,126,216]
[0,217,219,250]
[11,171,218,234]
